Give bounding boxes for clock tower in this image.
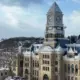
[44,2,65,48]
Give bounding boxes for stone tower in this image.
[44,2,65,48]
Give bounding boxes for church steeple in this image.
[47,2,62,14]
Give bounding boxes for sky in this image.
[0,0,80,39]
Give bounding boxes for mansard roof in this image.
[47,2,62,14]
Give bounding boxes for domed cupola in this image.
[55,45,64,54]
[67,47,75,57]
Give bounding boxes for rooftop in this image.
[47,2,62,14]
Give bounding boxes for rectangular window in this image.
[43,67,45,70]
[71,77,74,80]
[25,58,29,61]
[68,76,70,80]
[55,67,58,72]
[33,60,34,67]
[37,71,38,76]
[35,61,39,67]
[47,67,49,71]
[43,67,49,71]
[75,77,77,80]
[55,75,58,80]
[13,67,16,71]
[43,55,49,59]
[55,61,58,65]
[25,63,29,67]
[5,72,7,75]
[1,73,3,76]
[64,64,67,72]
[33,70,34,75]
[44,60,49,64]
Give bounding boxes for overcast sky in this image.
[0,0,80,39]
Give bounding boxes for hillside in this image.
[0,37,44,48]
[0,35,80,49]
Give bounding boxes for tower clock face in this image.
[48,16,52,22]
[47,15,52,25]
[56,16,61,23]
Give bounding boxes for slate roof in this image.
[47,2,62,14]
[55,38,70,48]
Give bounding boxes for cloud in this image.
[1,0,80,39]
[72,0,80,3]
[0,3,46,28]
[0,2,46,39]
[64,10,80,36]
[0,0,44,7]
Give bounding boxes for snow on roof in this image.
[23,50,32,57]
[66,43,80,47]
[68,47,74,54]
[33,44,43,53]
[23,50,39,59]
[23,44,43,56]
[39,45,53,53]
[74,48,78,53]
[55,45,64,54]
[33,44,43,47]
[0,67,9,71]
[63,54,80,61]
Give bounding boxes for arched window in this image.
[43,74,49,80]
[75,65,78,74]
[71,64,74,73]
[68,64,70,73]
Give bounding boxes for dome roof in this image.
[39,45,53,53]
[55,45,64,54]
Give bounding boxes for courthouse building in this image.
[11,2,80,80]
